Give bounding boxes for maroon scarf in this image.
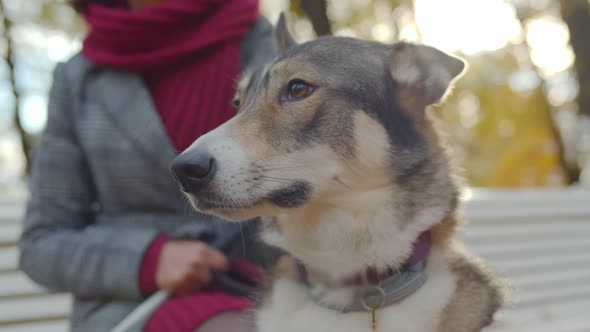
[83,0,259,152]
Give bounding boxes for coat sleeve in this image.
[18,63,158,301]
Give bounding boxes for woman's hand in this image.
[155,240,229,295]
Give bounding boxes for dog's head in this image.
[172,15,465,222]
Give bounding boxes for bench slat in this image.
[0,205,25,225]
[513,269,590,291]
[516,281,590,306]
[467,188,590,206]
[490,297,590,329]
[0,272,48,299]
[465,206,590,221]
[0,320,68,332]
[463,220,590,241]
[0,248,18,272]
[0,319,69,332]
[0,225,21,248]
[489,314,590,332]
[465,188,590,221]
[465,238,590,261]
[0,294,71,325]
[491,252,590,277]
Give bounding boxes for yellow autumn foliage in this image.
[438,47,568,187]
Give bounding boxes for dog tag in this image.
[361,289,385,331]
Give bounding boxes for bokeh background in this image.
[1,1,590,331]
[1,0,590,194]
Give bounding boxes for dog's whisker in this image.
[259,175,294,182]
[250,154,278,166]
[257,176,291,182]
[334,177,351,190]
[240,222,246,255]
[260,165,309,171]
[258,178,295,186]
[249,150,303,167]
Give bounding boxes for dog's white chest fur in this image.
[256,251,456,332]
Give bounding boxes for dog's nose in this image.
[171,152,217,192]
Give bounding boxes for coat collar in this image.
[87,67,178,170]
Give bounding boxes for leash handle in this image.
[109,223,250,332]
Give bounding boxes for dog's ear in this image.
[389,42,466,106]
[275,13,297,51]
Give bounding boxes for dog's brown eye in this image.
[287,80,314,100]
[232,98,240,108]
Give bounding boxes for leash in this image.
[109,290,168,332]
[109,223,254,332]
[207,223,259,298]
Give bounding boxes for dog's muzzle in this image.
[171,151,217,193]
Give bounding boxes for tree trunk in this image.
[511,5,579,183]
[1,1,31,174]
[560,0,590,118]
[299,0,332,36]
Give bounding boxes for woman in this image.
[19,0,277,331]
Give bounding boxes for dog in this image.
[171,14,505,332]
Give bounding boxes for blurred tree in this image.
[560,0,590,118]
[3,0,583,186]
[289,0,407,41]
[439,48,569,187]
[511,2,577,183]
[36,0,87,38]
[1,0,31,174]
[299,0,331,36]
[276,0,571,187]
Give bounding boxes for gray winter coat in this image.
[19,17,275,332]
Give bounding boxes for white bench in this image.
[0,188,589,331]
[464,188,590,332]
[0,203,70,332]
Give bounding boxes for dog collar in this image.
[295,232,431,313]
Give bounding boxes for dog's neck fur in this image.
[262,184,453,285]
[261,111,459,297]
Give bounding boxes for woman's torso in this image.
[58,16,275,331]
